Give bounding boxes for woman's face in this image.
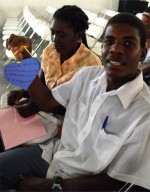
[50,19,80,57]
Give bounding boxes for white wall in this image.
[0,0,119,29]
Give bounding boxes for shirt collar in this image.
[117,69,143,109]
[98,68,144,109]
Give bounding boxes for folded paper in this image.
[0,107,47,150]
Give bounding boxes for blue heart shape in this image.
[4,58,40,90]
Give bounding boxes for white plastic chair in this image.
[2,6,32,43]
[82,9,90,17]
[39,6,56,24]
[22,7,51,56]
[99,9,118,19]
[88,12,98,24]
[93,17,108,29]
[3,6,27,31]
[91,41,102,57]
[46,6,56,15]
[86,24,104,49]
[3,9,24,26]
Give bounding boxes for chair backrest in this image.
[83,9,90,17]
[46,6,56,15]
[88,12,98,24]
[42,6,56,23]
[99,8,118,19]
[86,24,104,39]
[93,17,108,29]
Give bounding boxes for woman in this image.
[6,5,102,117]
[0,5,101,190]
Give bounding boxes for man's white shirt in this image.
[46,66,150,190]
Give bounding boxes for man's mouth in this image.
[109,61,122,66]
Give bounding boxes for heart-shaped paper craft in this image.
[4,58,40,90]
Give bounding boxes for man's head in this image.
[142,6,150,39]
[101,13,147,90]
[50,5,89,55]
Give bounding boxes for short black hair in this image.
[103,12,146,48]
[53,5,89,47]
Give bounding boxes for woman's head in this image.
[50,5,89,58]
[53,5,89,35]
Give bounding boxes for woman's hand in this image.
[7,89,25,106]
[6,34,32,61]
[15,98,39,118]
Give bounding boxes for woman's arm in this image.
[39,69,46,86]
[28,75,65,114]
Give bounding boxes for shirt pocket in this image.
[93,129,121,166]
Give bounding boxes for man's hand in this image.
[17,176,52,191]
[16,173,126,192]
[6,34,32,61]
[15,98,39,118]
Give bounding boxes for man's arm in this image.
[17,173,149,191]
[17,173,125,191]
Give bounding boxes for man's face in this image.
[101,23,146,85]
[142,14,150,39]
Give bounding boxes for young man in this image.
[1,13,150,191]
[139,6,150,87]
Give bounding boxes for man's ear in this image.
[140,47,147,62]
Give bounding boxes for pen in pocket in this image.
[101,116,109,130]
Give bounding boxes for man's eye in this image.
[124,41,134,47]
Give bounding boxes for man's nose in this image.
[110,43,124,54]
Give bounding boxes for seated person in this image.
[5,5,101,135]
[1,13,150,192]
[139,6,150,87]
